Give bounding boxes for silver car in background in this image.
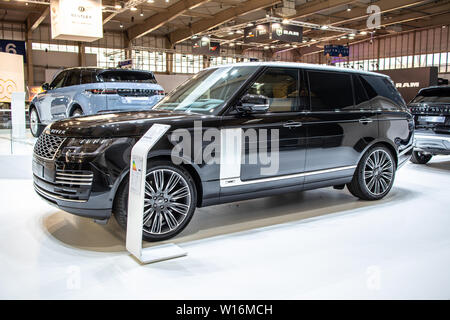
[29,67,165,137]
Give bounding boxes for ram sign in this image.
[377,67,438,103]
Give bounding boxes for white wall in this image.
[154,74,192,93]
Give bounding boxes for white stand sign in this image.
[11,92,26,139]
[126,124,187,264]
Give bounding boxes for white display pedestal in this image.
[11,92,26,139]
[126,124,187,264]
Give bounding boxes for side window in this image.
[246,67,298,113]
[81,70,95,84]
[64,70,81,87]
[50,71,66,89]
[353,75,371,109]
[308,71,353,111]
[360,75,406,110]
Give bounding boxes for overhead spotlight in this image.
[236,30,244,34]
[270,45,275,48]
[360,31,367,35]
[292,45,297,48]
[166,0,170,2]
[346,5,352,12]
[310,39,316,42]
[201,36,210,42]
[229,43,235,47]
[349,33,355,37]
[348,36,354,40]
[130,6,137,11]
[191,35,198,39]
[320,25,329,30]
[302,40,307,43]
[442,25,447,29]
[264,46,270,50]
[282,19,289,25]
[285,44,290,47]
[147,0,154,3]
[140,9,144,17]
[228,31,234,35]
[119,22,124,28]
[115,4,122,9]
[247,22,254,27]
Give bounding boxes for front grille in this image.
[33,168,93,202]
[34,133,66,160]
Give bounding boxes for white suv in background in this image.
[29,67,165,137]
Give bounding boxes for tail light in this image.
[85,89,118,94]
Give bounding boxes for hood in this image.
[46,110,209,138]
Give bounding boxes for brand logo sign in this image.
[395,82,420,88]
[244,23,302,43]
[50,0,102,42]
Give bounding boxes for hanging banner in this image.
[271,23,303,42]
[0,52,25,103]
[50,0,103,42]
[324,45,349,57]
[0,40,26,63]
[244,23,270,43]
[192,39,220,56]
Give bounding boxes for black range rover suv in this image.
[409,86,450,164]
[32,62,414,241]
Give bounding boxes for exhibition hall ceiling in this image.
[0,0,449,49]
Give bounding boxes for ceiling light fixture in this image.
[130,6,137,11]
[247,22,254,27]
[360,31,367,35]
[147,0,154,3]
[201,36,210,42]
[140,9,144,16]
[347,5,352,12]
[282,19,289,24]
[119,22,124,28]
[321,25,329,30]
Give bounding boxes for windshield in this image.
[153,65,258,114]
[412,88,450,103]
[98,70,157,83]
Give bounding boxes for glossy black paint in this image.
[32,64,414,220]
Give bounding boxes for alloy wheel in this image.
[30,109,39,136]
[363,149,394,196]
[142,169,191,235]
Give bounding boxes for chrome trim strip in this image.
[221,165,357,187]
[55,176,93,182]
[399,145,413,156]
[415,134,450,142]
[34,184,87,203]
[55,180,92,186]
[56,172,93,178]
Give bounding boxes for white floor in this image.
[0,135,449,299]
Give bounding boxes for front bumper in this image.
[414,130,450,155]
[32,155,114,219]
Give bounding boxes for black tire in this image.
[71,107,83,117]
[29,107,44,137]
[347,145,396,201]
[410,150,432,164]
[113,160,197,242]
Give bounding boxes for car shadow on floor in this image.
[41,185,417,253]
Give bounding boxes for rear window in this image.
[360,75,406,110]
[98,71,157,83]
[412,88,450,103]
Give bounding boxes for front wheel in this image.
[113,161,197,242]
[347,145,396,201]
[410,151,432,164]
[29,107,43,137]
[71,107,84,117]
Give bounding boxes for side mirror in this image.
[237,94,269,114]
[42,83,50,91]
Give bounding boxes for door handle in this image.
[283,121,302,128]
[359,117,373,124]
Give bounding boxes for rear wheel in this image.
[71,107,83,117]
[113,161,197,242]
[347,145,396,201]
[29,107,43,137]
[410,151,432,164]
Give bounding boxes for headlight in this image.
[62,138,114,161]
